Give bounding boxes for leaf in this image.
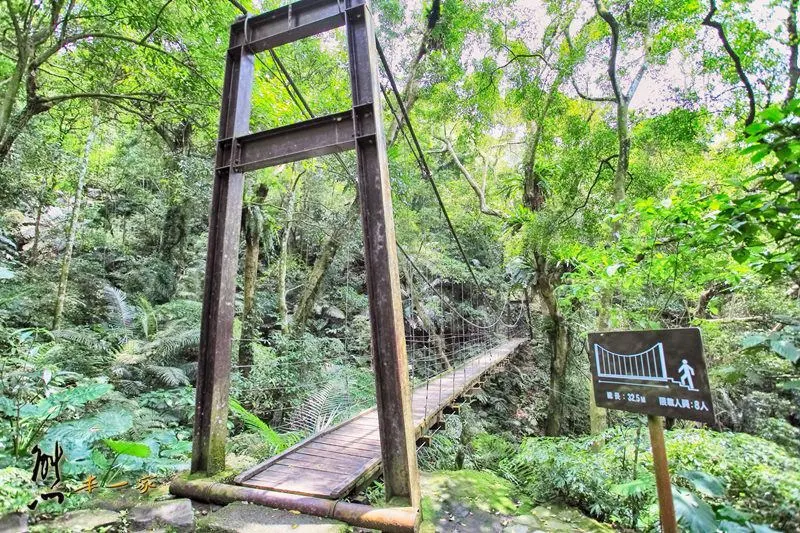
[679,470,725,498]
[673,488,718,533]
[103,439,152,458]
[777,380,800,391]
[610,477,651,497]
[731,247,750,264]
[229,398,297,454]
[103,285,135,328]
[740,334,767,349]
[718,520,752,533]
[35,383,113,416]
[769,338,800,363]
[0,266,14,280]
[717,505,752,523]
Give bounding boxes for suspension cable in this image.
[229,2,479,288]
[375,39,480,287]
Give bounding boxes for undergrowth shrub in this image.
[499,427,800,531]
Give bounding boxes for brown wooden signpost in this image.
[587,327,715,533]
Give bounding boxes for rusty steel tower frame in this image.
[190,0,420,508]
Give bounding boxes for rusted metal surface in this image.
[169,478,420,533]
[191,26,254,475]
[344,1,420,507]
[228,0,366,53]
[216,110,363,172]
[234,339,526,499]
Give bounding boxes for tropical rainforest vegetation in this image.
[0,0,798,531]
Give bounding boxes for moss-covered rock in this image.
[420,470,610,533]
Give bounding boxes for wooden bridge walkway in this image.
[234,338,526,499]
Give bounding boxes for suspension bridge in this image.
[170,1,530,531]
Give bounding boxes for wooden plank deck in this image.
[234,337,526,499]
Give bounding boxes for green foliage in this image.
[673,471,781,533]
[489,428,800,531]
[103,439,152,459]
[718,100,800,279]
[228,399,300,456]
[0,467,38,515]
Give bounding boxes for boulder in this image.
[0,512,28,533]
[129,498,194,532]
[47,509,121,531]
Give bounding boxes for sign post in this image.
[647,415,677,533]
[587,328,714,533]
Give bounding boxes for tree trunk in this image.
[589,98,631,434]
[523,286,535,339]
[53,113,99,330]
[291,195,359,333]
[538,273,570,436]
[158,125,193,271]
[277,174,302,332]
[240,184,269,375]
[523,74,562,211]
[30,201,43,264]
[787,0,799,103]
[403,260,450,371]
[385,0,442,145]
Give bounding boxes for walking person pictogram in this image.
[677,359,696,390]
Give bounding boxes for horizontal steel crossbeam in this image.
[229,0,365,53]
[217,105,376,172]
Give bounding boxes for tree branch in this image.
[570,77,615,102]
[594,0,623,103]
[559,154,618,224]
[702,0,756,126]
[435,135,504,218]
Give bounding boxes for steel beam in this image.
[192,40,254,474]
[229,0,365,53]
[216,107,374,172]
[345,2,420,508]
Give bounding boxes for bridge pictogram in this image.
[593,342,699,391]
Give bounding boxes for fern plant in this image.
[229,398,301,456]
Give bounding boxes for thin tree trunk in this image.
[403,260,450,370]
[523,286,535,339]
[53,112,99,330]
[702,0,756,126]
[291,196,359,334]
[787,0,799,103]
[277,173,303,333]
[523,74,562,211]
[240,184,269,375]
[30,201,43,264]
[386,0,442,145]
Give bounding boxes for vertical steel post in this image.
[345,1,421,508]
[191,25,254,474]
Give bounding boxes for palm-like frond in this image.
[103,285,136,328]
[113,339,145,364]
[52,328,106,351]
[146,365,190,387]
[286,374,353,434]
[147,327,200,363]
[137,297,158,339]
